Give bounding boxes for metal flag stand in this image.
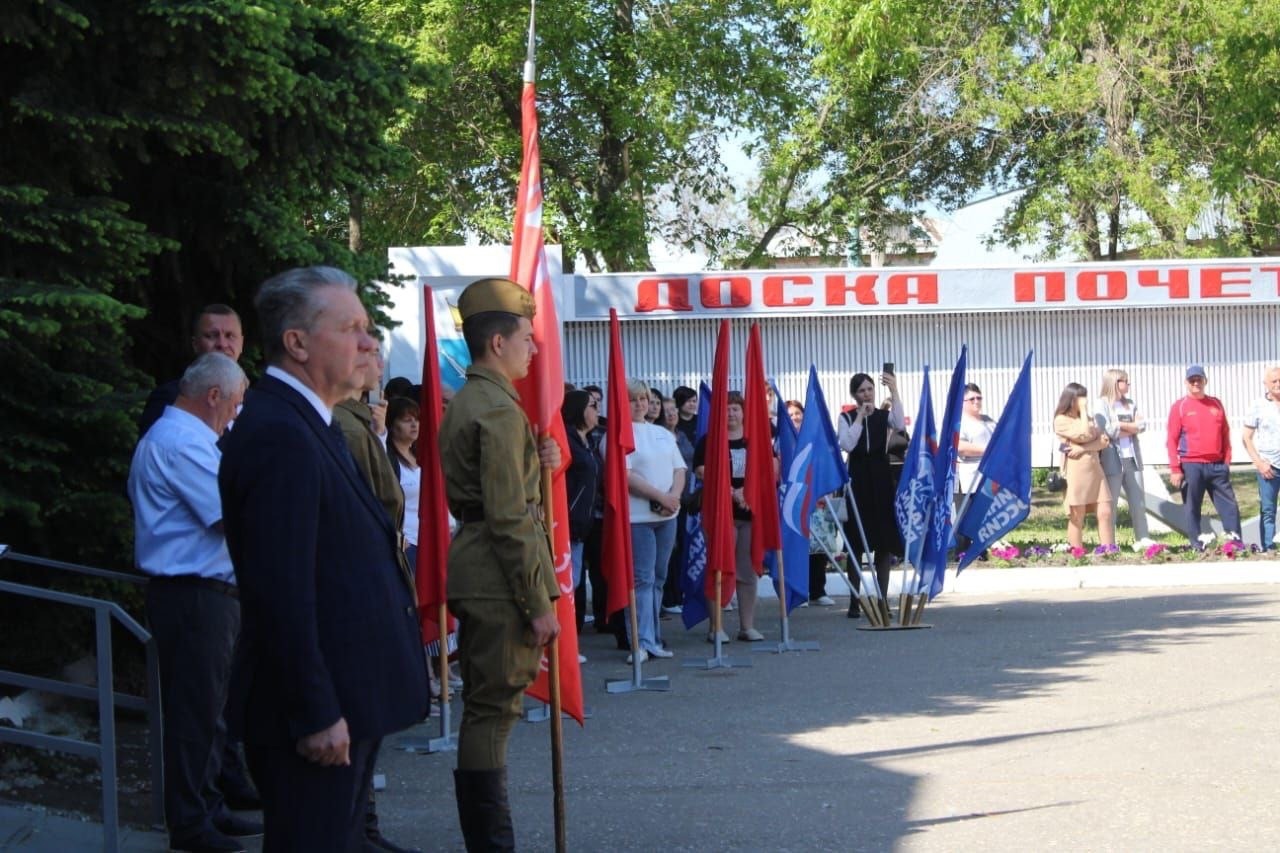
[839,485,931,631]
[683,572,752,669]
[756,549,819,653]
[397,605,459,752]
[605,589,671,693]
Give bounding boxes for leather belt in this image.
[458,502,542,524]
[149,574,239,599]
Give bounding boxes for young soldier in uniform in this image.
[438,277,561,851]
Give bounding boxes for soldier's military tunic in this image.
[333,398,414,594]
[439,363,559,770]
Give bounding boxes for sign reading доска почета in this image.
[570,258,1280,320]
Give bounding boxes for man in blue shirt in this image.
[128,352,256,853]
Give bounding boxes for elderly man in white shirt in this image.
[1243,366,1280,551]
[128,352,255,853]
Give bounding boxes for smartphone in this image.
[368,388,381,406]
[882,362,895,376]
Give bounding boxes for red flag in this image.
[743,324,780,572]
[509,64,583,725]
[602,309,635,619]
[702,320,736,607]
[416,289,457,643]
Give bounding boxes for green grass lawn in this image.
[1003,467,1262,549]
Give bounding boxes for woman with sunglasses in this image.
[1094,369,1150,542]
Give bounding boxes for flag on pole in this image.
[416,288,457,642]
[918,346,968,600]
[680,382,713,629]
[743,324,780,572]
[508,36,583,724]
[794,366,849,509]
[601,310,635,619]
[955,352,1034,570]
[701,320,736,608]
[894,366,937,570]
[773,385,808,612]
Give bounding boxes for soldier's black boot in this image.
[454,768,515,852]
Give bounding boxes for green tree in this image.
[351,0,811,272]
[790,0,1280,261]
[0,0,410,573]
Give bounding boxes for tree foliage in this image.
[352,0,811,272]
[0,0,410,569]
[794,0,1280,260]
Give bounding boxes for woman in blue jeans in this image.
[624,380,685,661]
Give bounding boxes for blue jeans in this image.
[627,520,677,654]
[1182,461,1241,541]
[570,540,584,588]
[1258,467,1280,550]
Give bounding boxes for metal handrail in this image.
[0,547,164,852]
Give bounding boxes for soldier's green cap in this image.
[458,277,535,321]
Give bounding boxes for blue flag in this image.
[955,352,1034,570]
[778,367,850,611]
[795,366,849,501]
[918,346,967,599]
[681,382,714,629]
[894,366,937,570]
[772,384,808,612]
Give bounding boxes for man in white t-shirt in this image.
[1243,366,1280,550]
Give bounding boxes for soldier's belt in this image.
[457,502,542,524]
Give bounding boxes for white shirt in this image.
[957,414,996,494]
[1244,394,1280,468]
[398,461,421,546]
[838,399,905,452]
[127,406,235,582]
[266,365,331,425]
[626,423,686,524]
[1111,399,1137,458]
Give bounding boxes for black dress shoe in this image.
[222,789,262,811]
[365,828,425,853]
[170,830,247,853]
[214,813,264,838]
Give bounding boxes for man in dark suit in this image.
[139,304,245,436]
[219,266,430,851]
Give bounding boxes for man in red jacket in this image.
[1166,364,1241,544]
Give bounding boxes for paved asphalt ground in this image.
[5,569,1280,851]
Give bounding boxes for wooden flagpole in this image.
[540,465,566,853]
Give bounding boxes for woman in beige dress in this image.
[1053,382,1115,549]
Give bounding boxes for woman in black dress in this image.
[838,370,905,616]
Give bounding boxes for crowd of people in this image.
[126,264,1280,852]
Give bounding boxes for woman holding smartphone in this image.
[838,369,904,617]
[1053,382,1114,549]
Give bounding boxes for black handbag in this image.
[1046,470,1067,493]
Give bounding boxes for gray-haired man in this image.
[128,353,258,852]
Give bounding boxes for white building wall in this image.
[564,304,1280,467]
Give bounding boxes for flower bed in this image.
[974,536,1268,568]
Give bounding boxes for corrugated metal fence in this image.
[564,304,1280,467]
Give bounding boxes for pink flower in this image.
[1144,543,1167,559]
[1069,546,1086,558]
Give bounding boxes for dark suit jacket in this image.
[218,375,429,745]
[138,378,181,437]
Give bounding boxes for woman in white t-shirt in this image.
[1093,369,1149,541]
[624,380,686,662]
[387,396,421,562]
